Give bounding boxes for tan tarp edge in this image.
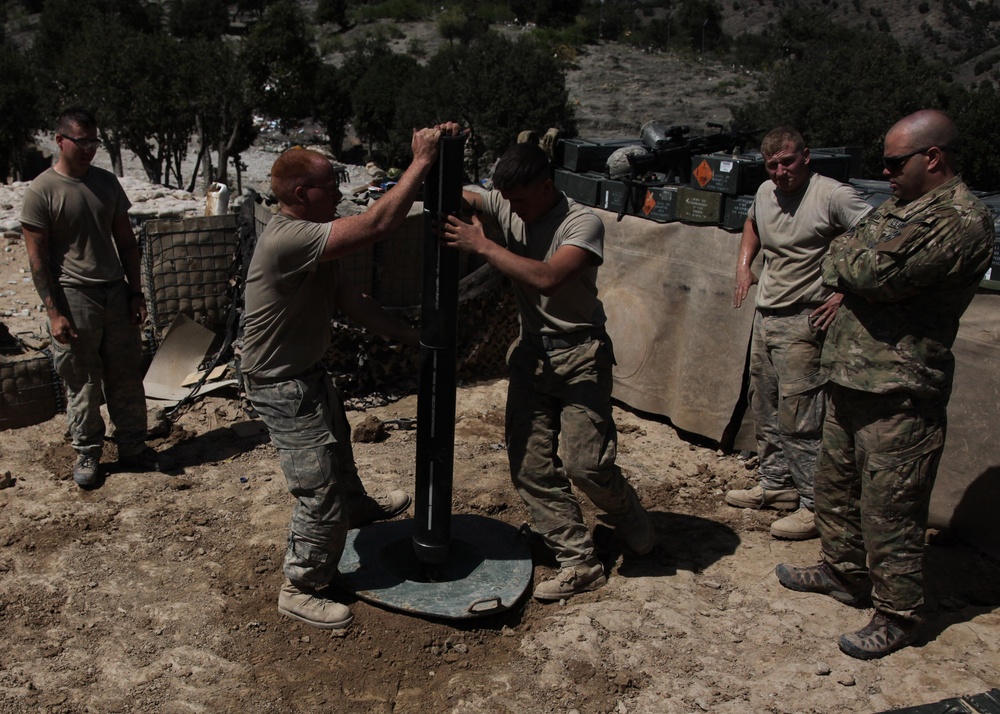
[928,289,1000,557]
[595,210,756,448]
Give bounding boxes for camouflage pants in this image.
[814,384,946,621]
[506,335,640,567]
[749,309,826,510]
[244,367,369,589]
[49,282,147,457]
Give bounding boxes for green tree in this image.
[241,0,321,127]
[0,40,45,181]
[168,0,230,39]
[437,5,490,45]
[111,31,203,187]
[351,53,423,165]
[315,0,349,29]
[314,63,354,158]
[535,0,583,29]
[674,0,726,52]
[947,82,1000,190]
[31,0,165,175]
[401,31,576,178]
[731,17,945,178]
[188,39,259,192]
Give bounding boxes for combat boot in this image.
[770,507,818,540]
[533,560,607,601]
[348,490,412,529]
[278,581,354,630]
[725,484,798,510]
[838,611,919,659]
[774,561,871,607]
[73,454,100,488]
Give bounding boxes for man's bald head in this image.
[271,148,333,205]
[886,109,959,172]
[882,109,960,201]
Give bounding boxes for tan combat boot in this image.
[770,507,818,540]
[533,560,607,601]
[725,484,799,510]
[278,581,354,630]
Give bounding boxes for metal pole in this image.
[413,134,467,566]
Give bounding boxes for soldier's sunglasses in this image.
[882,145,956,172]
[59,135,101,151]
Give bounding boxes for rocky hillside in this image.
[717,0,999,85]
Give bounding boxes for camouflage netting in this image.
[323,263,519,404]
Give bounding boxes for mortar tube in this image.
[413,134,467,566]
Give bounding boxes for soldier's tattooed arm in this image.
[22,223,75,343]
[22,224,56,312]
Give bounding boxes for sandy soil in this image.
[2,39,1000,714]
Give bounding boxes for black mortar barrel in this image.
[413,134,467,565]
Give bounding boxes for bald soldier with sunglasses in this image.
[776,110,994,659]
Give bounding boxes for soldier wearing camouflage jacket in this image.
[776,109,995,660]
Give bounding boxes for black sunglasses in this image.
[59,134,101,151]
[882,145,956,172]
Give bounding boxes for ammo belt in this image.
[521,327,606,351]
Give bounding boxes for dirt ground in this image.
[2,363,1000,714]
[2,37,1000,714]
[4,242,1000,714]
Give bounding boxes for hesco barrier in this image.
[1,193,519,430]
[141,214,242,342]
[0,349,63,431]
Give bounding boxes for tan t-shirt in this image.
[748,173,871,309]
[240,213,339,380]
[20,167,132,286]
[481,191,607,335]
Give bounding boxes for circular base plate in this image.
[337,514,532,619]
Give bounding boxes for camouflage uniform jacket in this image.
[821,175,995,400]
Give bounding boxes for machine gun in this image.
[605,121,761,221]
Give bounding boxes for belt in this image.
[65,279,125,291]
[757,303,823,317]
[521,327,605,351]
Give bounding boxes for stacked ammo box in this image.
[553,135,860,232]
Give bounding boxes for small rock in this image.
[0,471,14,489]
[837,674,856,687]
[815,663,831,676]
[352,414,386,443]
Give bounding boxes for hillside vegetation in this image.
[1,0,998,187]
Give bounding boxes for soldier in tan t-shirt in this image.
[441,143,655,602]
[725,127,870,540]
[21,107,168,488]
[240,124,459,631]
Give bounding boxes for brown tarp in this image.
[595,207,1000,555]
[595,210,756,448]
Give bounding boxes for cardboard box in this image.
[556,137,639,173]
[638,185,680,223]
[690,153,767,195]
[721,194,755,231]
[554,169,603,207]
[600,178,646,216]
[677,186,724,224]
